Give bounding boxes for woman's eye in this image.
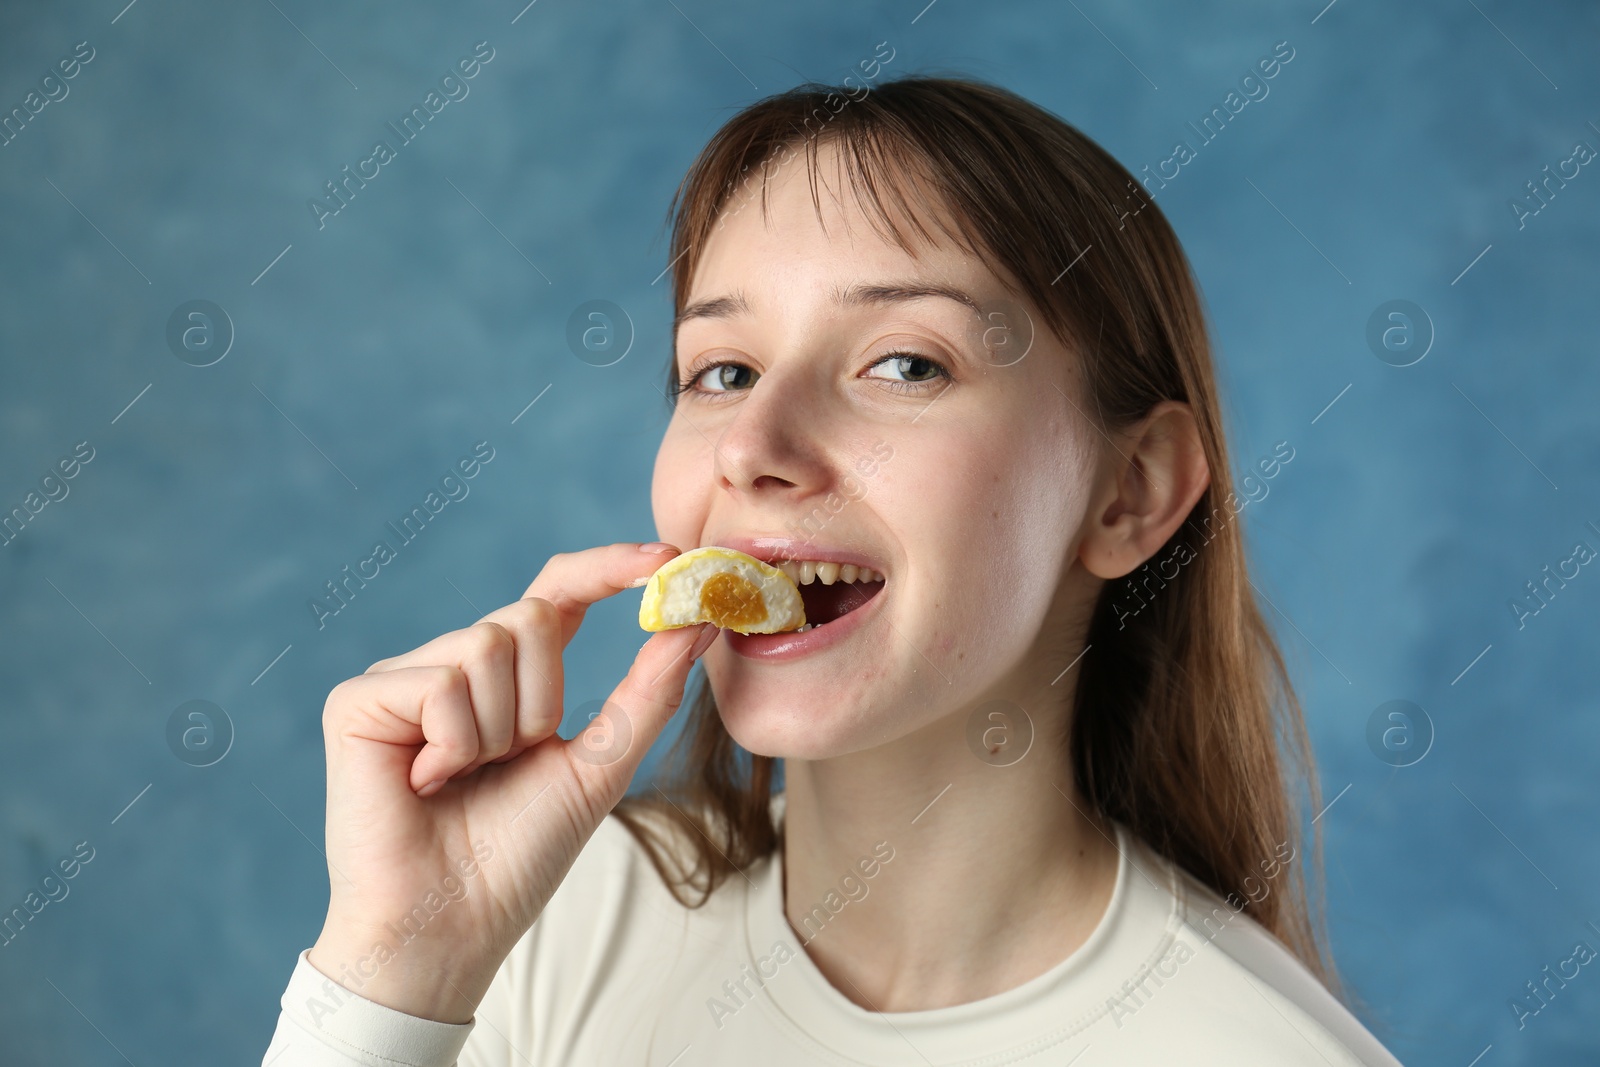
[694,363,759,392]
[865,353,948,384]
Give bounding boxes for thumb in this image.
[562,622,717,794]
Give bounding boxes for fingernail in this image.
[688,623,719,661]
[418,779,445,797]
[640,542,679,555]
[626,575,651,588]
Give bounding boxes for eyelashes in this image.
[679,361,759,396]
[673,351,951,401]
[864,352,949,388]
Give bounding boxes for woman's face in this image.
[652,145,1102,759]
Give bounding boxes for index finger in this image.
[521,541,682,646]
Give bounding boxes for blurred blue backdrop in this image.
[2,1,1596,1063]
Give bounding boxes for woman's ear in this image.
[1078,400,1211,580]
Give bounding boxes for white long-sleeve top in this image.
[263,793,1403,1065]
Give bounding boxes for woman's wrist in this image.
[307,920,493,1025]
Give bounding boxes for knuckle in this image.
[520,702,562,743]
[464,621,515,668]
[321,681,351,732]
[425,664,469,702]
[508,595,561,637]
[619,670,662,710]
[325,673,364,706]
[521,595,560,627]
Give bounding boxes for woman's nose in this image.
[710,370,829,497]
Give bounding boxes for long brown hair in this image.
[614,74,1342,998]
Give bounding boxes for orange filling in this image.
[699,572,767,630]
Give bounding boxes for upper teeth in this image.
[775,560,883,586]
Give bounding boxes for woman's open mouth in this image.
[720,549,887,660]
[770,559,885,629]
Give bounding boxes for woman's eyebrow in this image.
[674,281,981,333]
[834,281,983,318]
[674,291,753,332]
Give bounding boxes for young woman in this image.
[264,76,1403,1065]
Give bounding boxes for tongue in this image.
[799,580,882,625]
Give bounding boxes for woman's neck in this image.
[779,708,1120,1013]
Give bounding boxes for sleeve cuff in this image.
[270,948,475,1066]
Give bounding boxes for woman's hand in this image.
[306,542,715,1024]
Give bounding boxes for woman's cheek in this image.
[885,462,1025,642]
[651,427,706,542]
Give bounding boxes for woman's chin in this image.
[703,650,961,761]
[716,699,834,760]
[711,685,869,761]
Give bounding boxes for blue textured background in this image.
[2,1,1596,1063]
